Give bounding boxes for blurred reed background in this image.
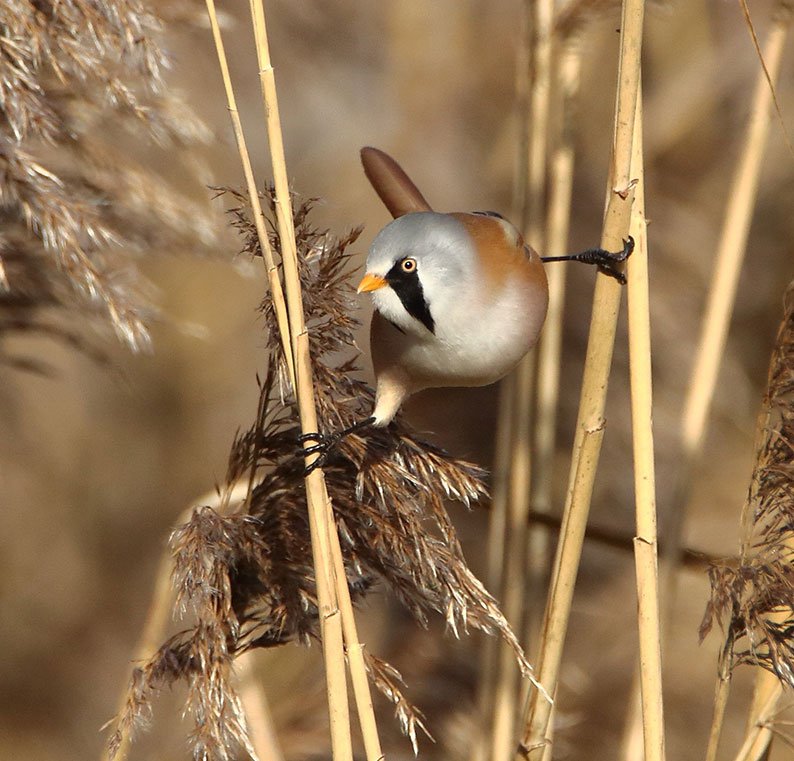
[1,1,793,760]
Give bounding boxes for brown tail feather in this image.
[360,147,433,219]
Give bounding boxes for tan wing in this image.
[360,147,433,219]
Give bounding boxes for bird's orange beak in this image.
[357,273,388,293]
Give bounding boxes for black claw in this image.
[295,417,377,476]
[303,453,327,477]
[594,235,633,283]
[299,442,328,457]
[598,265,627,285]
[612,235,634,262]
[297,431,325,444]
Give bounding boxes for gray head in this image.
[358,212,477,335]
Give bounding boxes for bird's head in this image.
[357,211,477,336]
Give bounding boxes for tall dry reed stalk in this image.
[246,3,386,757]
[484,1,555,758]
[531,35,582,548]
[470,375,514,761]
[516,0,645,757]
[204,3,354,758]
[625,87,666,761]
[202,0,295,391]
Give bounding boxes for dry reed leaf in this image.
[109,190,534,758]
[738,0,794,159]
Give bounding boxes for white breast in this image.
[371,273,547,393]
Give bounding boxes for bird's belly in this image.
[404,324,532,388]
[381,282,547,391]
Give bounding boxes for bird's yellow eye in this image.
[401,258,416,272]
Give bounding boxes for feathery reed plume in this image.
[700,279,794,753]
[0,1,212,354]
[107,190,536,758]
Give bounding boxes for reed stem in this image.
[680,6,791,464]
[532,42,581,526]
[704,636,735,761]
[515,1,645,757]
[247,4,383,760]
[626,87,666,761]
[490,355,536,761]
[203,0,294,389]
[250,0,383,761]
[470,376,514,761]
[205,2,356,758]
[489,2,556,756]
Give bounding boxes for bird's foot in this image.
[586,236,634,283]
[296,431,339,475]
[297,416,377,476]
[541,236,634,284]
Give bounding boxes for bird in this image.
[300,147,632,469]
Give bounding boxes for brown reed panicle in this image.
[700,279,794,687]
[109,189,535,758]
[0,1,212,355]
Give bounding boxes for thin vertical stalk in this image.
[471,376,515,761]
[326,495,384,761]
[520,41,583,736]
[515,1,645,757]
[490,356,536,761]
[247,5,383,760]
[532,43,582,525]
[704,637,735,761]
[489,1,555,757]
[626,88,666,761]
[204,2,355,759]
[203,0,294,389]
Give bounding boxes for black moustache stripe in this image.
[385,262,435,333]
